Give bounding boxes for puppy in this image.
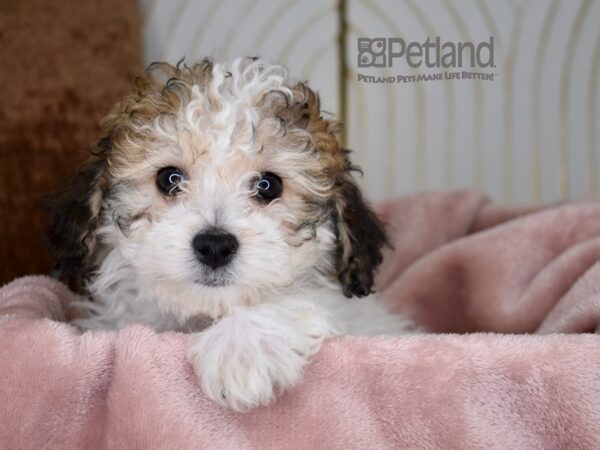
[44,58,413,412]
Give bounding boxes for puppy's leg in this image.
[187,299,340,412]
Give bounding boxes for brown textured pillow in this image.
[0,0,142,283]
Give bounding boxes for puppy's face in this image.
[45,59,387,319]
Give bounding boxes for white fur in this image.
[74,58,414,412]
[77,274,410,411]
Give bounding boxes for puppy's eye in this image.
[254,172,282,201]
[156,167,185,196]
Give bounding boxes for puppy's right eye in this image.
[156,167,185,196]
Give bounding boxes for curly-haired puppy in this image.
[44,58,413,412]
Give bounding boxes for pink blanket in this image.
[2,191,600,449]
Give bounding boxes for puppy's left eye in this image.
[156,167,185,196]
[254,172,283,201]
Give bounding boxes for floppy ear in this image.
[333,162,388,298]
[43,139,108,279]
[281,81,387,297]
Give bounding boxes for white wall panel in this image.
[140,0,600,204]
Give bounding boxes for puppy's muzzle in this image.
[192,228,239,269]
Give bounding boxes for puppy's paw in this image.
[187,303,339,412]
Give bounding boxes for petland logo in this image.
[357,37,497,84]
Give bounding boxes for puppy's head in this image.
[44,58,387,318]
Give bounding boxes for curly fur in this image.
[44,57,413,411]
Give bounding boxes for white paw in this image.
[187,302,339,412]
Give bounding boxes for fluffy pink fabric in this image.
[2,191,600,449]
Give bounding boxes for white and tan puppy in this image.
[44,58,411,412]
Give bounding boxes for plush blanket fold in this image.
[376,191,600,334]
[2,191,600,449]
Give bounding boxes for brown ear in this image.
[42,138,108,278]
[275,82,387,297]
[333,158,388,298]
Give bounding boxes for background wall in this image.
[141,0,600,203]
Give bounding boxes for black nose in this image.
[192,229,239,269]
